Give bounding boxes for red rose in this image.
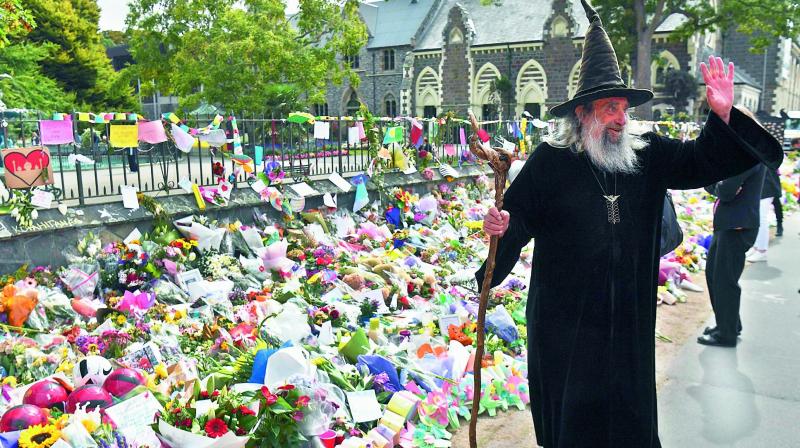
[200,391,210,399]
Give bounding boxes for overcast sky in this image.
[97,0,301,31]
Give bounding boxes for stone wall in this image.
[722,31,778,113]
[0,166,490,273]
[439,6,472,116]
[325,46,412,116]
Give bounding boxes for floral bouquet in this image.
[154,387,254,448]
[240,384,312,448]
[308,304,344,328]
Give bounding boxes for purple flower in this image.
[372,372,396,393]
[505,278,526,291]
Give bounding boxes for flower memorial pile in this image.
[0,150,797,448]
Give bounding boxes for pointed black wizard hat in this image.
[549,0,653,117]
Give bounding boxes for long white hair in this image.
[545,106,646,174]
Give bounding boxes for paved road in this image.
[658,213,800,447]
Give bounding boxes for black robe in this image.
[475,109,783,448]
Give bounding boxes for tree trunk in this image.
[635,38,653,120]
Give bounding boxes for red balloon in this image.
[66,385,113,413]
[23,380,69,411]
[103,368,146,398]
[0,404,49,432]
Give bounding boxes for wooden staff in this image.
[467,111,514,448]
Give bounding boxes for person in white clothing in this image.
[748,168,781,262]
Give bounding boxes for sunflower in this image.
[18,424,61,448]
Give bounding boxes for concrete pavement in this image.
[658,212,800,447]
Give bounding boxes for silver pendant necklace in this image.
[585,157,620,224]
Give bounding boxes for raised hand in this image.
[700,55,734,124]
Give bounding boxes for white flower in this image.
[30,210,38,220]
[10,208,19,217]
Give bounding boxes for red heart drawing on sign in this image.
[3,149,51,187]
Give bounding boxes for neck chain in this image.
[584,155,621,224]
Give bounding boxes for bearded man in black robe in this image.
[475,1,783,447]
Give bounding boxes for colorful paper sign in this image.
[39,120,74,145]
[254,146,263,166]
[171,123,195,153]
[1,146,54,188]
[383,127,404,144]
[110,124,139,148]
[138,120,168,144]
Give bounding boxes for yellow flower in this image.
[154,363,168,379]
[56,361,74,374]
[53,415,68,430]
[87,344,99,354]
[220,341,230,351]
[311,357,326,366]
[116,314,127,325]
[18,424,61,448]
[146,375,158,391]
[81,418,99,434]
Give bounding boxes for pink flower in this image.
[295,395,310,407]
[292,411,304,422]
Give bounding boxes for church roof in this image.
[360,0,438,49]
[415,0,591,50]
[695,44,763,89]
[655,13,688,32]
[405,0,689,51]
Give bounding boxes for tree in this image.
[101,30,127,48]
[19,0,136,111]
[591,0,800,119]
[126,0,369,115]
[0,42,75,112]
[0,1,73,113]
[491,75,513,120]
[662,68,697,114]
[0,0,34,48]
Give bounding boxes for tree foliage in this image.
[19,0,136,111]
[126,0,369,116]
[0,1,74,113]
[0,42,75,112]
[0,0,34,48]
[101,30,127,48]
[590,0,800,118]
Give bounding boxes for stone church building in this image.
[318,0,800,121]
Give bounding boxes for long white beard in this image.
[581,116,644,174]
